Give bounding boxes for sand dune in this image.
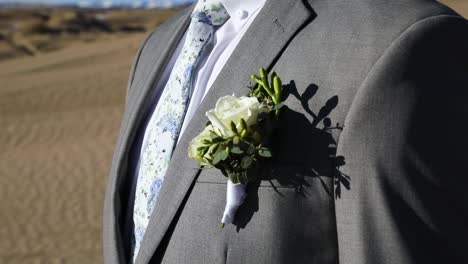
[0,7,182,263]
[0,8,180,61]
[0,2,465,263]
[443,0,468,17]
[0,29,148,263]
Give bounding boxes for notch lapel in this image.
[136,0,316,263]
[105,4,194,264]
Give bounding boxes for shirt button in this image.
[236,9,248,19]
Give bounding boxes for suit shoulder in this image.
[385,14,467,62]
[363,0,467,67]
[343,2,467,101]
[150,4,193,39]
[366,0,463,35]
[394,0,464,29]
[143,5,193,48]
[346,0,466,66]
[127,5,192,90]
[362,14,467,95]
[132,5,192,65]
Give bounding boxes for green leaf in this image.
[231,146,244,154]
[196,146,206,151]
[233,136,240,145]
[196,146,209,157]
[228,173,241,184]
[220,168,228,177]
[247,144,256,155]
[239,171,249,184]
[239,118,247,132]
[202,139,211,144]
[241,156,253,169]
[240,129,248,138]
[259,67,268,87]
[230,121,238,134]
[257,67,275,99]
[211,137,225,143]
[269,71,277,91]
[208,143,220,155]
[250,74,259,82]
[210,130,219,139]
[258,148,272,158]
[212,149,229,165]
[273,75,282,104]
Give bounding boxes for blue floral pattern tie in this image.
[131,0,230,262]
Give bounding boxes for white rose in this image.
[205,95,265,137]
[188,124,215,165]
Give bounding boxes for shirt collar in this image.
[221,0,267,27]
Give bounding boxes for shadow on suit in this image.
[234,81,351,231]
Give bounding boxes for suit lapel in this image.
[106,5,194,264]
[136,0,316,263]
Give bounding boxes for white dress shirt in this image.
[124,0,267,243]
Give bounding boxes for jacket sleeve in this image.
[335,14,468,264]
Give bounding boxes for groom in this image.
[104,0,468,263]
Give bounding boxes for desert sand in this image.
[0,8,178,263]
[0,2,465,263]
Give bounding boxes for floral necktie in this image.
[131,0,230,262]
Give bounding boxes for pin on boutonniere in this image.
[188,67,285,227]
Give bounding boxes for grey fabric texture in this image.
[103,0,468,263]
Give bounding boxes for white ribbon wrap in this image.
[221,180,247,225]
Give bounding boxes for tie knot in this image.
[191,0,230,26]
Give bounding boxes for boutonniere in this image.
[188,67,285,227]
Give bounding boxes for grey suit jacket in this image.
[103,0,468,263]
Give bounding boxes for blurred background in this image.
[0,0,466,263]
